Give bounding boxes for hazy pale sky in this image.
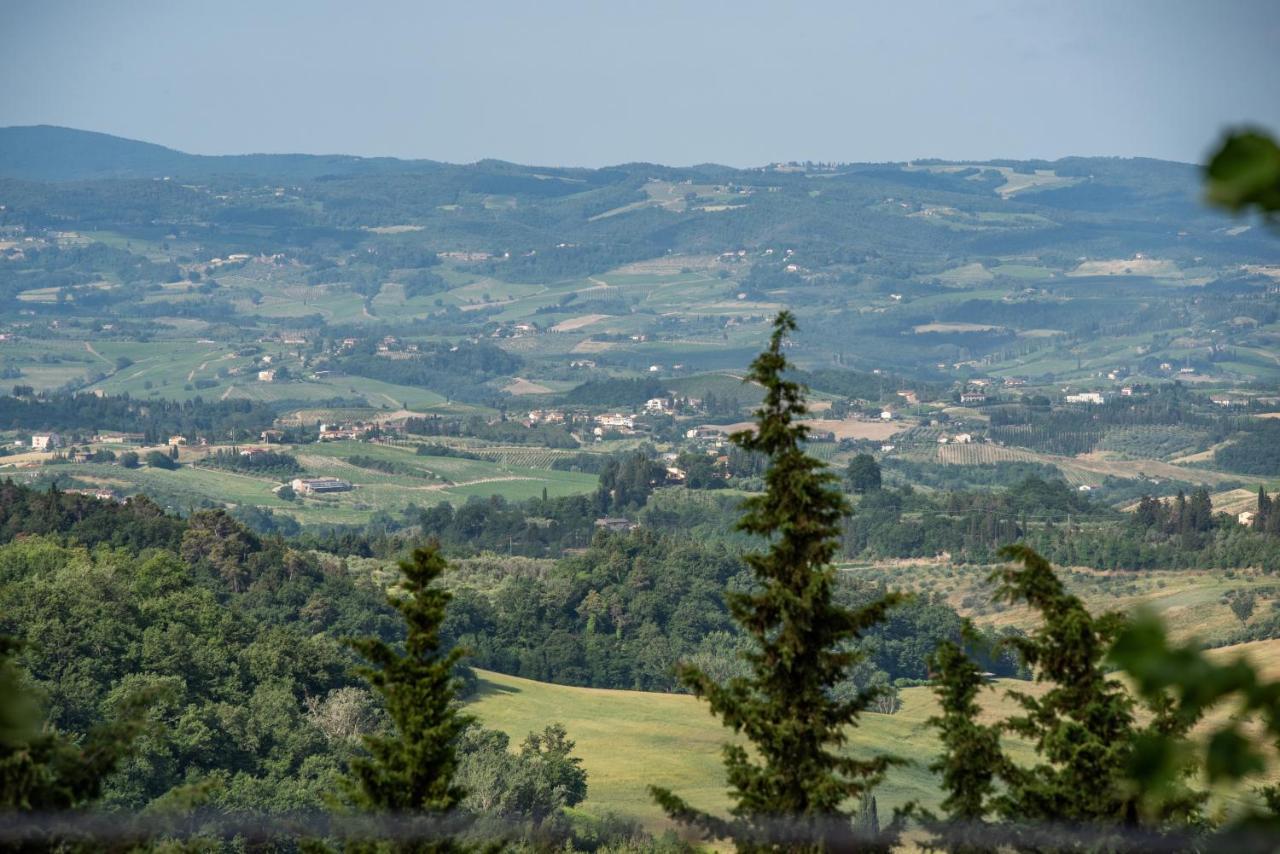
[2,0,1277,167]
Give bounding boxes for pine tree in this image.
[923,637,1003,852]
[925,546,1204,851]
[650,312,901,852]
[346,545,473,852]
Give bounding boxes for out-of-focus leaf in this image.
[1205,129,1280,215]
[1126,731,1184,792]
[1205,727,1266,783]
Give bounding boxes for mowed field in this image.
[471,639,1280,832]
[915,441,1257,489]
[467,669,1030,831]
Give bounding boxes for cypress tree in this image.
[346,545,472,852]
[650,311,901,852]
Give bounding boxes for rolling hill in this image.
[471,639,1280,832]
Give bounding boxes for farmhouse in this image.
[258,370,276,382]
[318,422,369,441]
[95,432,144,444]
[290,477,353,495]
[66,488,120,502]
[594,517,638,534]
[527,409,566,425]
[30,433,61,450]
[595,413,635,431]
[1065,392,1105,405]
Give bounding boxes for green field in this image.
[471,631,1280,833]
[467,669,985,831]
[46,440,598,524]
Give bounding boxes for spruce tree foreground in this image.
[342,545,473,852]
[649,311,905,852]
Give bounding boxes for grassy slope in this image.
[468,669,1038,831]
[471,640,1280,833]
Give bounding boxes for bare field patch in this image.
[361,224,424,234]
[705,419,905,442]
[913,321,1001,334]
[804,419,908,441]
[613,255,721,275]
[570,338,614,353]
[1069,257,1181,278]
[503,377,554,395]
[551,314,612,332]
[934,262,993,285]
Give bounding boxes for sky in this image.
[1,0,1278,168]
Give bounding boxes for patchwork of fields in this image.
[35,440,599,524]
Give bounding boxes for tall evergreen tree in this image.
[925,545,1203,850]
[346,546,472,852]
[650,312,901,852]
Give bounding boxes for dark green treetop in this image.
[845,454,882,495]
[345,545,473,851]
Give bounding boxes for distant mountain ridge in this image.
[0,124,1193,184]
[0,125,448,182]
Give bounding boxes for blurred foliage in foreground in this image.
[1206,128,1280,219]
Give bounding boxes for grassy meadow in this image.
[466,668,1008,830]
[470,637,1280,833]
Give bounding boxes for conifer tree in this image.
[925,545,1203,850]
[346,545,472,852]
[650,311,901,852]
[923,636,1003,853]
